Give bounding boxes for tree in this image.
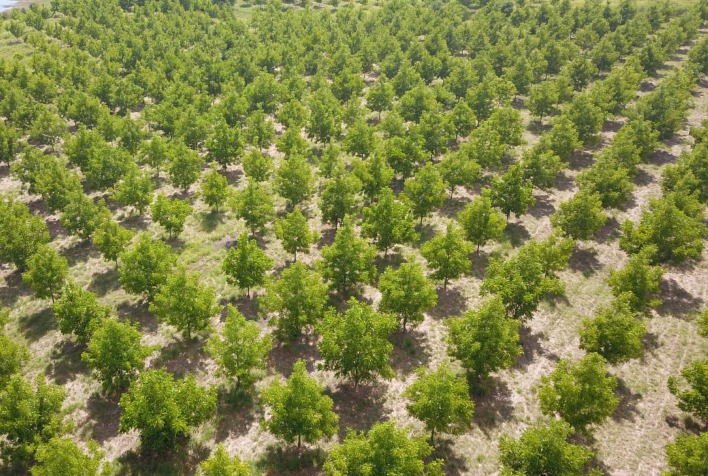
[168,141,203,192]
[199,445,251,476]
[528,81,558,122]
[579,296,647,364]
[457,195,506,253]
[151,194,192,238]
[222,232,273,297]
[93,220,134,265]
[324,421,443,476]
[466,124,506,169]
[318,298,397,388]
[22,245,68,302]
[361,188,417,255]
[620,195,706,264]
[242,149,273,183]
[352,154,394,202]
[522,148,564,190]
[538,353,619,431]
[262,359,338,449]
[0,329,27,392]
[449,100,476,139]
[668,359,708,423]
[566,94,605,143]
[420,224,473,290]
[208,305,271,391]
[245,111,275,151]
[606,251,663,313]
[498,421,594,476]
[261,262,328,342]
[82,318,149,393]
[206,120,243,168]
[199,167,230,212]
[31,437,103,476]
[665,432,708,476]
[344,119,376,158]
[404,365,474,443]
[437,151,481,199]
[52,282,110,344]
[447,298,521,383]
[112,168,154,215]
[490,164,536,219]
[319,218,376,295]
[60,191,110,241]
[544,116,581,162]
[0,374,66,464]
[119,233,177,301]
[275,154,315,208]
[0,197,50,270]
[233,182,274,234]
[577,156,634,208]
[378,259,437,331]
[320,171,360,229]
[366,77,394,118]
[402,163,446,224]
[150,267,219,340]
[119,369,216,452]
[274,209,317,261]
[551,192,607,240]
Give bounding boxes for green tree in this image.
[324,421,443,476]
[668,359,708,423]
[0,374,66,465]
[82,318,149,392]
[522,148,564,190]
[262,359,338,449]
[577,156,634,208]
[207,305,271,391]
[361,188,417,255]
[31,437,103,476]
[320,171,360,229]
[420,224,473,290]
[579,296,647,364]
[566,94,605,143]
[168,142,203,192]
[319,218,376,295]
[457,195,506,253]
[528,81,558,122]
[620,195,706,264]
[199,445,251,476]
[112,168,155,215]
[92,219,133,265]
[447,298,521,383]
[261,262,328,342]
[498,421,594,476]
[402,163,446,224]
[60,191,110,241]
[275,209,317,261]
[665,432,708,476]
[437,152,481,199]
[151,194,192,238]
[538,353,619,431]
[119,369,216,452]
[490,164,536,219]
[275,154,315,208]
[119,233,177,301]
[352,154,394,202]
[242,149,273,183]
[378,259,437,331]
[318,298,397,388]
[449,100,476,139]
[52,282,110,344]
[551,192,607,240]
[366,77,394,119]
[544,116,581,162]
[22,245,68,302]
[222,232,273,297]
[199,167,230,212]
[344,119,376,158]
[404,365,474,443]
[606,251,663,313]
[0,197,50,270]
[233,182,274,234]
[206,120,244,168]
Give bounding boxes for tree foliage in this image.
[378,259,437,331]
[222,232,273,297]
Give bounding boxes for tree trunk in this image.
[298,434,301,449]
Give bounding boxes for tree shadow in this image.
[655,278,704,319]
[602,119,624,133]
[214,388,258,442]
[64,239,99,267]
[527,193,555,218]
[116,300,157,333]
[268,336,320,376]
[232,294,260,321]
[596,216,621,244]
[439,196,469,218]
[389,327,431,376]
[115,440,211,476]
[88,267,121,296]
[198,211,225,232]
[256,445,327,476]
[373,252,405,275]
[427,286,466,319]
[316,228,336,250]
[85,392,122,444]
[568,246,602,277]
[554,171,576,192]
[568,151,594,171]
[120,213,150,232]
[416,223,437,244]
[0,269,33,307]
[503,222,530,248]
[515,326,558,369]
[647,149,677,167]
[469,251,490,279]
[665,414,706,435]
[473,377,514,432]
[45,339,89,385]
[328,381,387,440]
[431,438,468,476]
[640,331,661,358]
[152,338,209,378]
[18,307,55,342]
[633,167,655,187]
[611,377,642,423]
